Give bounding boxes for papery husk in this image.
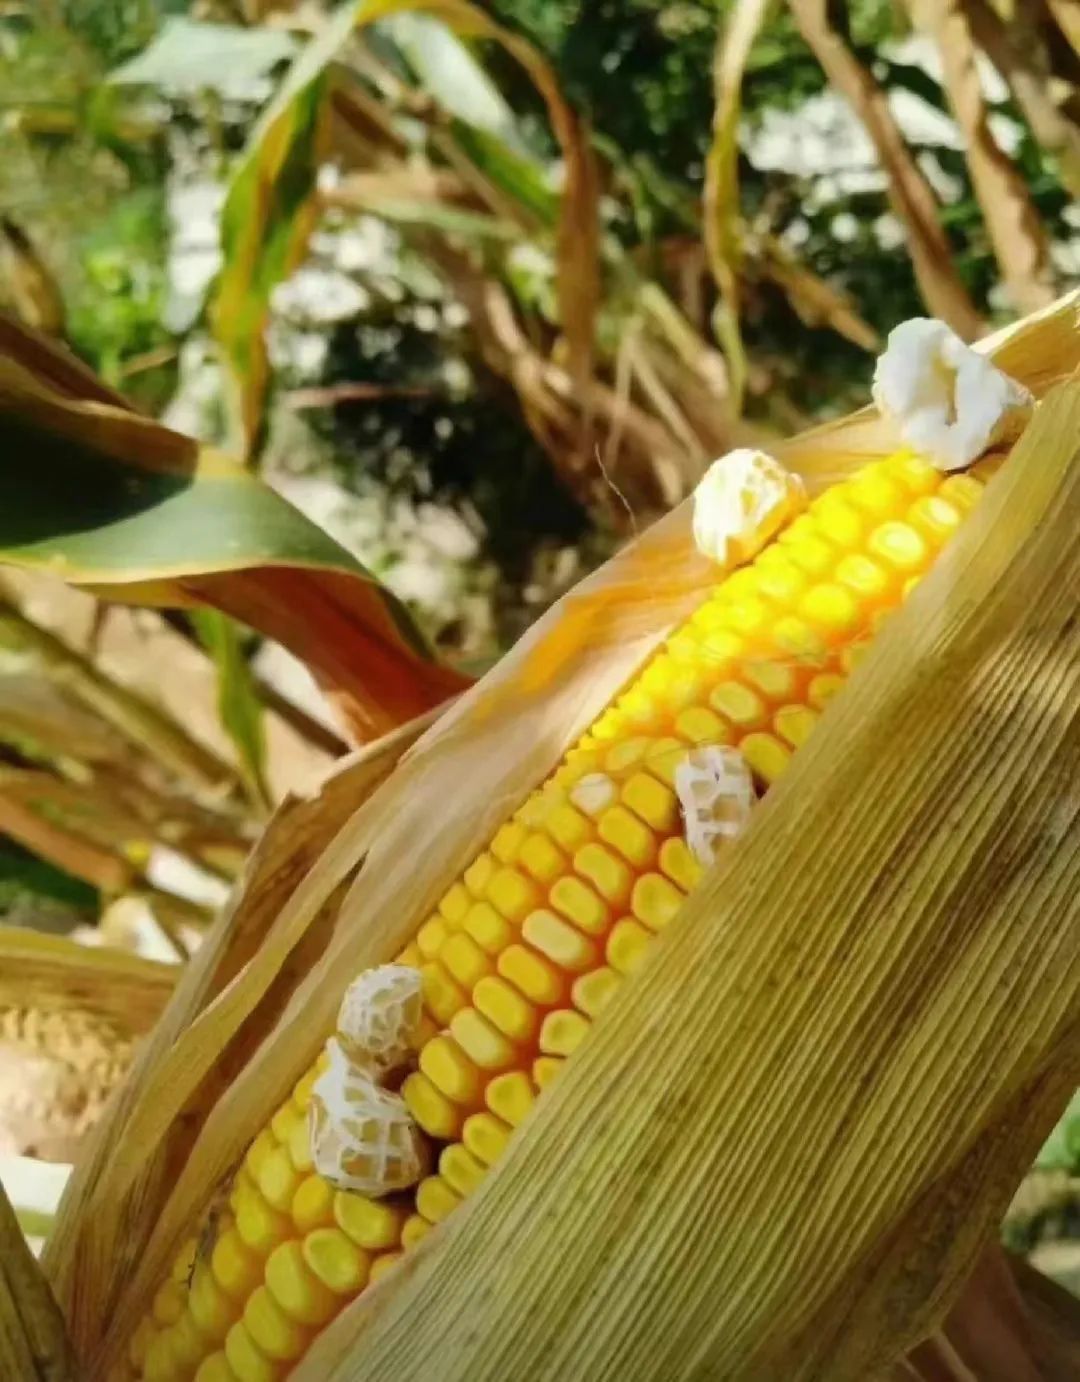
[0,1176,74,1379]
[51,291,1080,1377]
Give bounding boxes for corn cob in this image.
[125,452,983,1382]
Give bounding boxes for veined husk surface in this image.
[45,292,1080,1379]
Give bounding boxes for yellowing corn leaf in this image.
[45,294,1080,1378]
[0,321,468,740]
[214,0,599,459]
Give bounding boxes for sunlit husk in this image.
[47,293,1080,1377]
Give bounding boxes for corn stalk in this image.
[788,0,985,342]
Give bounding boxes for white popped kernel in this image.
[569,773,618,819]
[692,449,806,567]
[872,318,1033,472]
[310,964,428,1196]
[675,746,756,867]
[337,964,423,1074]
[310,1039,429,1197]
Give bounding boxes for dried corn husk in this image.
[0,1175,73,1379]
[45,293,1080,1378]
[0,929,176,1161]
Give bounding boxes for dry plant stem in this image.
[906,0,1055,313]
[1045,0,1080,59]
[789,0,984,341]
[0,1180,74,1381]
[0,597,240,798]
[1009,1253,1080,1378]
[299,383,1080,1381]
[0,791,132,893]
[960,0,1080,199]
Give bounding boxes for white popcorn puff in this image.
[336,964,423,1074]
[310,1040,429,1197]
[675,746,756,868]
[872,318,1033,472]
[310,964,428,1196]
[692,449,806,567]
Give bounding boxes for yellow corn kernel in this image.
[439,1143,488,1198]
[908,494,962,542]
[798,584,861,643]
[462,901,513,956]
[420,961,468,1026]
[546,803,594,852]
[486,866,540,922]
[129,1318,156,1370]
[441,932,494,990]
[189,1264,235,1345]
[573,842,632,905]
[539,1009,591,1057]
[419,1035,482,1106]
[255,1146,300,1216]
[463,851,496,898]
[269,1101,296,1146]
[519,908,597,974]
[775,704,819,749]
[416,1176,461,1225]
[234,1180,291,1257]
[617,687,662,730]
[597,805,656,869]
[848,468,904,516]
[172,1311,208,1372]
[621,772,678,832]
[291,1175,334,1234]
[194,1353,237,1382]
[152,1280,185,1327]
[400,1214,431,1249]
[243,1286,307,1362]
[572,966,621,1019]
[884,450,938,494]
[740,732,792,786]
[491,819,527,864]
[224,1321,279,1382]
[644,737,691,787]
[606,918,653,975]
[368,1253,403,1286]
[417,916,449,960]
[462,1111,513,1167]
[497,943,567,1005]
[939,473,982,511]
[659,837,703,893]
[548,875,610,936]
[771,615,826,660]
[532,1056,563,1089]
[401,1071,464,1141]
[807,672,844,710]
[603,736,652,773]
[834,552,891,608]
[333,1192,404,1252]
[811,494,864,548]
[485,1070,536,1128]
[438,882,471,925]
[754,554,807,605]
[243,1129,276,1185]
[631,873,683,931]
[212,1228,262,1301]
[868,520,929,573]
[450,1007,516,1070]
[674,705,729,745]
[518,833,566,885]
[302,1227,370,1296]
[143,1329,180,1382]
[265,1241,337,1327]
[709,680,767,731]
[473,974,539,1042]
[287,1115,314,1175]
[783,534,834,579]
[396,942,422,968]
